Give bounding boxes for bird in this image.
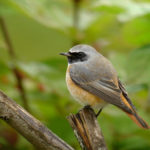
[60,44,150,129]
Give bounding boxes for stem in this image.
[72,0,81,45]
[0,17,29,112]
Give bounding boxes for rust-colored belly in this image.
[66,66,107,109]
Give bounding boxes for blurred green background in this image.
[0,0,150,150]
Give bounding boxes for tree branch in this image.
[67,106,107,150]
[0,17,29,112]
[0,90,74,150]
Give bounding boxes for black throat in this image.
[67,52,88,64]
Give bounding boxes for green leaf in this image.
[83,14,118,43]
[126,45,150,85]
[93,0,150,22]
[4,0,72,33]
[122,15,150,46]
[93,5,125,14]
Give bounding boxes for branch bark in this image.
[67,106,107,150]
[0,90,74,150]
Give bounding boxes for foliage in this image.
[0,0,150,150]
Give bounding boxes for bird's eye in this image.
[78,52,83,56]
[77,52,86,58]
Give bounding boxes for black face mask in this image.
[68,52,88,64]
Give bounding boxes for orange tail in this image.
[126,112,150,129]
[121,94,150,129]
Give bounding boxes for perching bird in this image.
[60,44,149,129]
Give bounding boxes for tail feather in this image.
[126,112,150,129]
[120,94,149,129]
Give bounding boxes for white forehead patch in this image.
[69,44,97,54]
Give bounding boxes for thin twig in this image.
[0,17,29,112]
[67,106,107,150]
[0,90,74,150]
[72,0,81,45]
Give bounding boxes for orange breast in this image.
[66,65,107,109]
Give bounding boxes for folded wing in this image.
[70,66,132,113]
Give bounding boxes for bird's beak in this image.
[59,52,71,57]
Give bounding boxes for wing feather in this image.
[70,66,132,113]
[118,79,136,111]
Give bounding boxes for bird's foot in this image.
[83,105,91,109]
[78,105,91,113]
[0,116,9,121]
[96,108,103,118]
